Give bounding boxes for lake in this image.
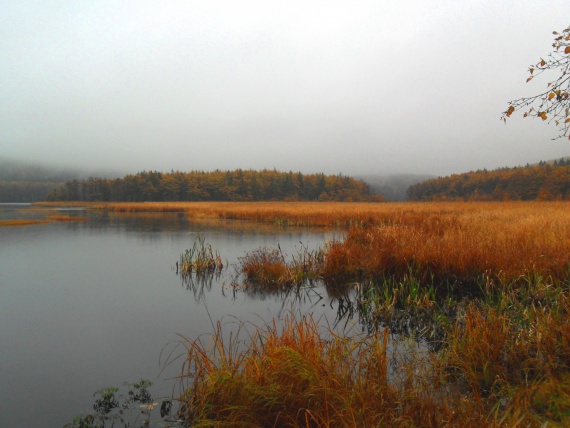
[0,204,362,427]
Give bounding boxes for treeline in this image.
[407,158,570,201]
[46,169,380,202]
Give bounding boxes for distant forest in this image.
[46,169,380,202]
[407,158,570,201]
[0,158,81,203]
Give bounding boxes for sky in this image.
[1,1,570,177]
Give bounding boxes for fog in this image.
[1,1,569,177]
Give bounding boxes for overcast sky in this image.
[1,1,569,177]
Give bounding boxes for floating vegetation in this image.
[178,236,224,277]
[63,379,173,428]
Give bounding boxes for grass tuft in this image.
[179,236,224,276]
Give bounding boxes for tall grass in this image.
[238,244,324,289]
[48,201,570,284]
[179,236,224,276]
[0,219,48,226]
[174,274,570,426]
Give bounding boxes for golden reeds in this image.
[0,219,48,226]
[44,214,89,222]
[179,236,224,276]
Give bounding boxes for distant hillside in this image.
[407,158,570,201]
[47,169,382,202]
[357,174,436,201]
[0,157,118,202]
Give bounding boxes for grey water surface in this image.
[0,205,357,428]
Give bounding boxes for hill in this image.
[407,158,570,201]
[0,157,120,202]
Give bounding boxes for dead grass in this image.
[44,214,89,222]
[320,202,570,284]
[0,219,48,226]
[175,273,570,426]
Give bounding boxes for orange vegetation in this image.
[0,219,48,226]
[44,214,89,222]
[321,202,570,283]
[43,201,570,283]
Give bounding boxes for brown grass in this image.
[0,219,48,226]
[37,201,570,285]
[44,214,89,222]
[174,274,570,426]
[317,202,570,284]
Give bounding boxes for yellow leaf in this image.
[565,46,570,54]
[539,112,548,121]
[565,118,570,123]
[549,93,556,100]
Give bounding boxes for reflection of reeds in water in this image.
[179,236,224,276]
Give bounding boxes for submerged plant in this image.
[63,379,166,428]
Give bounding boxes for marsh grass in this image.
[44,214,89,222]
[44,200,570,425]
[179,236,224,276]
[174,274,570,427]
[0,219,48,226]
[238,244,325,289]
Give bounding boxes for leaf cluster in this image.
[503,26,570,139]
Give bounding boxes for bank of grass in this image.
[44,214,89,222]
[167,201,570,426]
[36,201,570,424]
[42,201,570,281]
[0,215,88,227]
[0,219,49,226]
[175,273,570,427]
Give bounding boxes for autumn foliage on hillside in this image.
[46,169,380,202]
[407,159,570,201]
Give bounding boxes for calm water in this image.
[0,205,358,427]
